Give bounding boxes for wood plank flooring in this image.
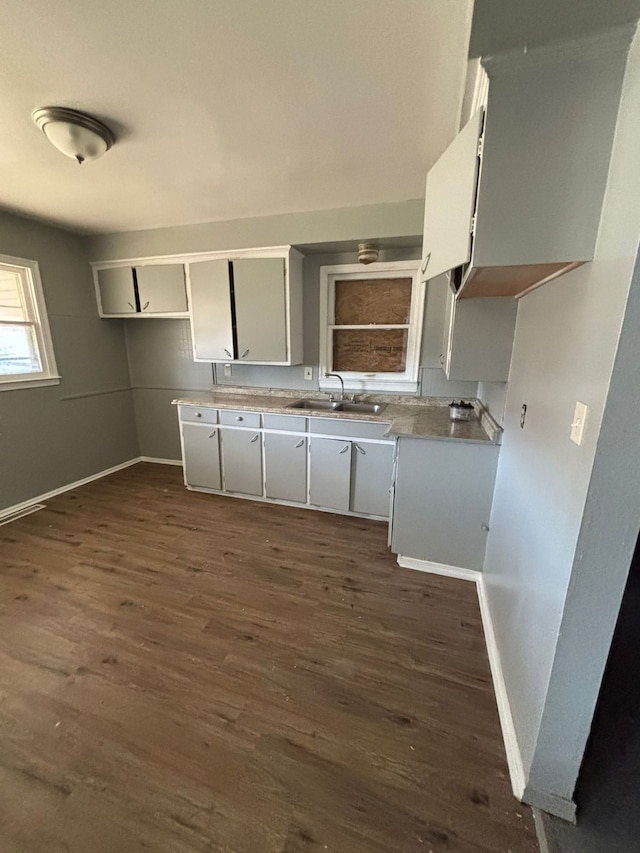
[0,463,538,853]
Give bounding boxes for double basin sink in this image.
[287,399,385,415]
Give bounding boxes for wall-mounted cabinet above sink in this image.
[421,29,631,299]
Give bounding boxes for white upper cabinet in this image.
[96,267,137,315]
[188,259,235,360]
[188,248,303,365]
[135,264,187,314]
[94,263,188,317]
[421,109,483,283]
[233,258,287,362]
[420,29,631,299]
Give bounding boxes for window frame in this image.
[319,260,424,394]
[0,253,60,391]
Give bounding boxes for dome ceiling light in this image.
[32,106,116,164]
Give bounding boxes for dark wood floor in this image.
[0,463,537,853]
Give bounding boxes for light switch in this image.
[224,363,232,377]
[304,366,313,381]
[570,401,587,445]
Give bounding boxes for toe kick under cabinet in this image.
[177,406,395,520]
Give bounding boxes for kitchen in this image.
[2,2,640,851]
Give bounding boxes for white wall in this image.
[483,26,640,817]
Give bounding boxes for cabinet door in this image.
[220,428,263,496]
[390,437,499,571]
[97,267,136,315]
[445,294,517,382]
[232,258,287,362]
[181,423,221,490]
[264,433,307,503]
[188,260,235,360]
[421,108,484,282]
[351,442,394,518]
[309,437,351,512]
[135,264,187,314]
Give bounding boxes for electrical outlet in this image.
[224,363,232,378]
[304,366,313,381]
[570,401,587,445]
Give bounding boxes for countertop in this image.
[172,388,501,445]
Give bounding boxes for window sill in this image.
[0,375,61,392]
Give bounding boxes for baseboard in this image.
[400,554,529,805]
[139,456,182,466]
[476,575,527,801]
[0,458,140,522]
[397,555,480,582]
[0,503,46,527]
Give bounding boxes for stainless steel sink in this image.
[287,399,342,411]
[287,399,385,415]
[334,401,386,415]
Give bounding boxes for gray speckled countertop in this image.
[173,387,501,445]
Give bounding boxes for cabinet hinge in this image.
[470,213,477,235]
[477,133,484,158]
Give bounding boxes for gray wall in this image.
[483,26,640,813]
[0,211,139,512]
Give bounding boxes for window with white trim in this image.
[319,261,424,394]
[0,254,59,390]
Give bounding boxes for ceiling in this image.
[0,0,472,235]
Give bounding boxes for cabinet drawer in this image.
[263,414,306,432]
[179,406,218,425]
[219,409,261,428]
[308,417,390,440]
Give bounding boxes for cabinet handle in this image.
[142,301,150,310]
[241,349,250,358]
[250,433,259,443]
[339,444,350,454]
[195,412,202,418]
[421,252,431,275]
[127,301,135,310]
[235,415,243,422]
[354,443,366,455]
[224,348,232,358]
[208,429,217,438]
[295,439,304,448]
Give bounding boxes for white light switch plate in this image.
[224,363,232,377]
[570,401,587,445]
[304,366,313,381]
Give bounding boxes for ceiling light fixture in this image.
[32,106,116,165]
[358,242,379,264]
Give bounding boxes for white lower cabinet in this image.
[181,423,221,490]
[179,407,396,520]
[264,433,307,503]
[309,437,352,512]
[390,436,499,571]
[219,428,263,496]
[309,436,395,518]
[351,442,394,518]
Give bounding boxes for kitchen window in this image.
[0,254,59,390]
[319,261,423,393]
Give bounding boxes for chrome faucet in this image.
[325,372,346,401]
